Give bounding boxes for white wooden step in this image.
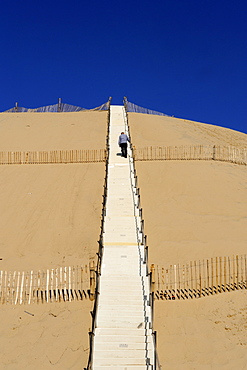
[93,357,146,366]
[95,327,152,336]
[98,289,143,296]
[93,349,146,359]
[94,335,152,344]
[96,318,145,328]
[99,279,143,285]
[93,366,147,370]
[94,342,153,351]
[98,296,144,304]
[97,305,145,314]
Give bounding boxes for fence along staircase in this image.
[92,106,155,368]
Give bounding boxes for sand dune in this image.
[0,111,107,369]
[129,112,247,369]
[1,109,246,369]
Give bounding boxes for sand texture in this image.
[129,112,247,369]
[0,301,92,369]
[0,163,104,271]
[0,111,107,151]
[155,291,247,370]
[134,161,247,265]
[0,111,107,369]
[128,112,247,148]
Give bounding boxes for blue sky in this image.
[1,0,247,134]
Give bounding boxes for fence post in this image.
[202,259,206,294]
[185,264,189,297]
[194,261,197,297]
[64,267,67,301]
[90,261,95,301]
[215,257,218,294]
[68,266,72,302]
[20,272,25,305]
[245,255,247,289]
[232,255,236,290]
[240,255,244,288]
[206,259,209,294]
[190,261,193,297]
[50,269,54,302]
[6,271,11,304]
[224,256,227,291]
[55,268,58,302]
[150,264,155,293]
[182,265,185,297]
[228,256,232,291]
[161,267,165,294]
[174,265,177,299]
[177,264,180,299]
[199,261,202,297]
[46,269,49,303]
[11,271,16,304]
[210,258,214,294]
[213,145,216,160]
[219,257,222,293]
[236,255,239,289]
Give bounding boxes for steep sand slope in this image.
[0,111,107,368]
[155,291,247,370]
[0,301,92,370]
[129,112,247,369]
[129,113,247,148]
[0,111,107,150]
[134,161,247,265]
[0,163,104,271]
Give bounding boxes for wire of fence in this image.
[0,149,106,165]
[151,254,247,300]
[4,99,111,113]
[0,263,96,305]
[124,97,169,116]
[133,145,247,165]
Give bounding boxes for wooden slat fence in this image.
[0,149,106,165]
[133,145,247,165]
[151,254,247,300]
[0,262,96,305]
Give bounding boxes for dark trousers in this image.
[120,143,127,158]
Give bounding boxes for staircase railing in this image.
[123,97,161,369]
[86,97,112,370]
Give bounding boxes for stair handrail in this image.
[123,97,161,369]
[86,97,112,370]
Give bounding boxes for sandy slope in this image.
[0,301,92,369]
[0,163,104,271]
[129,112,247,369]
[1,109,246,369]
[134,161,247,266]
[0,111,107,150]
[128,112,247,148]
[0,111,107,369]
[155,291,247,370]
